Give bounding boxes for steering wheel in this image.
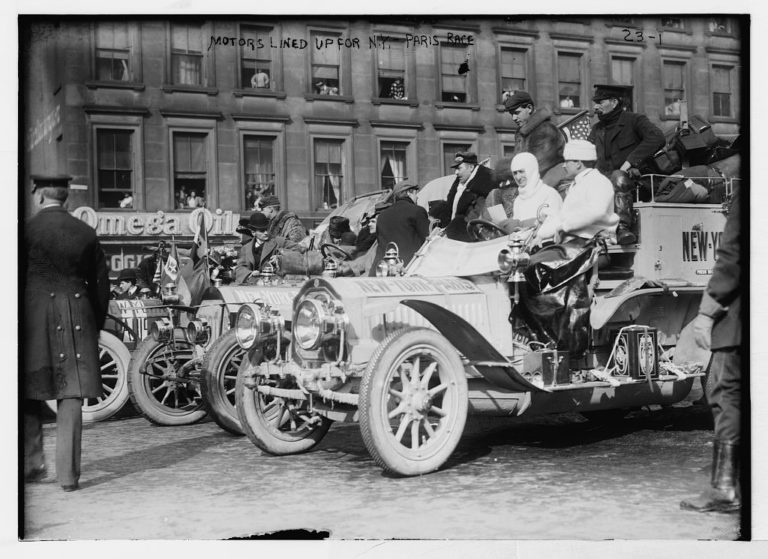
[466,219,509,242]
[320,243,353,263]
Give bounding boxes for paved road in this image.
[21,394,741,541]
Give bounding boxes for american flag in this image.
[559,110,592,141]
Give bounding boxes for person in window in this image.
[315,80,330,95]
[177,187,188,209]
[119,192,133,209]
[186,190,205,208]
[234,212,305,284]
[504,90,568,195]
[560,96,574,109]
[389,78,405,100]
[115,268,141,300]
[588,85,665,244]
[260,194,307,243]
[369,180,430,275]
[251,69,270,89]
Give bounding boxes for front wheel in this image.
[359,327,469,476]
[235,353,332,455]
[201,330,245,435]
[127,336,207,426]
[46,331,131,422]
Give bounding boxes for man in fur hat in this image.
[260,194,307,243]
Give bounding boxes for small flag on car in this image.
[559,110,592,141]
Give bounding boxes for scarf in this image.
[511,152,545,200]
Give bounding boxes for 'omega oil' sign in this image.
[71,207,241,237]
[682,230,722,262]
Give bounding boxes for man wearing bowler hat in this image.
[370,180,430,275]
[432,151,495,242]
[234,212,306,283]
[588,85,665,244]
[504,90,568,193]
[116,268,141,300]
[23,175,110,491]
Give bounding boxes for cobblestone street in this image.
[21,388,742,542]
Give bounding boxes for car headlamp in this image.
[151,317,174,342]
[186,319,210,346]
[294,296,348,351]
[235,302,284,350]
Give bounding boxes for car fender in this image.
[400,299,548,393]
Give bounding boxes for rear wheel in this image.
[127,336,206,426]
[235,353,331,454]
[201,330,245,435]
[359,327,468,476]
[46,331,131,423]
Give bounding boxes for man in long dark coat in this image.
[23,177,110,491]
[587,85,665,244]
[370,180,430,275]
[681,183,743,514]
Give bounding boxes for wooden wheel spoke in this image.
[423,419,436,437]
[410,420,420,449]
[421,362,438,388]
[410,356,421,383]
[101,383,114,395]
[387,401,407,419]
[388,387,404,400]
[428,383,448,397]
[429,405,446,417]
[394,415,411,442]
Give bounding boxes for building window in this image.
[173,132,207,209]
[442,142,472,175]
[380,141,408,188]
[611,57,634,87]
[662,60,686,116]
[95,22,131,81]
[311,31,341,95]
[440,44,469,103]
[314,139,345,210]
[96,129,133,209]
[377,39,406,99]
[709,17,731,34]
[661,18,684,30]
[500,47,527,99]
[241,26,272,90]
[557,52,582,108]
[243,135,276,210]
[712,65,733,118]
[171,23,204,86]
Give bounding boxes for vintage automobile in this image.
[233,186,732,476]
[128,189,394,431]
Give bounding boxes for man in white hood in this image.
[535,140,618,245]
[509,152,562,227]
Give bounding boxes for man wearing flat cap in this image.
[234,212,306,283]
[259,194,307,243]
[535,139,618,245]
[588,85,665,244]
[433,151,495,242]
[370,180,430,274]
[504,90,568,193]
[23,175,110,491]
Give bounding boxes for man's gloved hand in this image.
[692,313,714,351]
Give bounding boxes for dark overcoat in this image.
[437,165,496,225]
[372,197,430,273]
[705,184,741,349]
[588,110,665,175]
[24,205,110,400]
[513,106,565,176]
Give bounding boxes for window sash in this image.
[314,139,344,209]
[96,129,133,208]
[380,141,408,188]
[611,58,634,86]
